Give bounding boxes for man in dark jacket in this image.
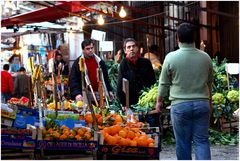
[117,38,156,112]
[54,51,69,76]
[69,39,114,104]
[14,67,30,98]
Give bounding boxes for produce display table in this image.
[1,128,37,159]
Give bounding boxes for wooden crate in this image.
[97,127,161,160]
[220,117,239,133]
[1,148,35,160]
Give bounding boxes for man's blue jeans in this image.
[170,100,211,160]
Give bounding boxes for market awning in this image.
[1,1,97,28]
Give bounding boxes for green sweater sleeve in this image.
[158,56,171,97]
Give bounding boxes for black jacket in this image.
[69,56,112,100]
[117,57,156,107]
[54,60,69,76]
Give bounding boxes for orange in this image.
[47,128,54,134]
[125,138,131,146]
[136,122,145,128]
[126,130,135,140]
[95,114,102,120]
[113,115,123,125]
[133,136,139,142]
[68,133,74,139]
[131,128,140,133]
[60,125,68,129]
[103,127,110,134]
[77,129,85,136]
[63,130,70,136]
[81,127,87,133]
[84,131,92,140]
[75,135,82,141]
[139,133,148,140]
[79,115,85,120]
[108,126,117,136]
[118,138,129,146]
[137,137,148,147]
[97,116,103,125]
[126,122,133,127]
[103,130,109,139]
[85,114,93,124]
[106,135,118,145]
[52,131,60,139]
[111,113,117,118]
[118,130,127,138]
[113,134,121,144]
[148,143,154,147]
[129,140,137,146]
[113,125,122,134]
[135,132,141,137]
[60,134,67,140]
[147,137,154,144]
[73,127,79,132]
[70,130,77,136]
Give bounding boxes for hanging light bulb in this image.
[98,15,105,25]
[77,17,84,30]
[119,6,127,18]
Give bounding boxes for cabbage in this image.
[212,93,225,105]
[227,90,239,103]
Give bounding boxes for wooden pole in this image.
[97,68,104,109]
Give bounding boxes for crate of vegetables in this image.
[97,124,160,160]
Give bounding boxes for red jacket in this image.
[1,71,14,93]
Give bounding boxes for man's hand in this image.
[156,101,163,113]
[209,96,212,114]
[122,106,127,113]
[75,94,83,101]
[155,96,163,113]
[109,91,114,100]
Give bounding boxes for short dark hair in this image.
[123,38,137,48]
[3,64,9,70]
[81,39,94,50]
[19,67,26,72]
[177,23,195,43]
[55,50,62,57]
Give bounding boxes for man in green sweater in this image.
[156,23,213,160]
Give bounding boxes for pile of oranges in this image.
[42,125,94,141]
[84,113,124,127]
[101,125,155,147]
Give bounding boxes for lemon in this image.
[77,101,84,107]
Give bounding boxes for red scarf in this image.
[85,57,98,91]
[126,54,140,65]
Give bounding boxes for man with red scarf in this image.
[117,38,156,112]
[69,39,114,104]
